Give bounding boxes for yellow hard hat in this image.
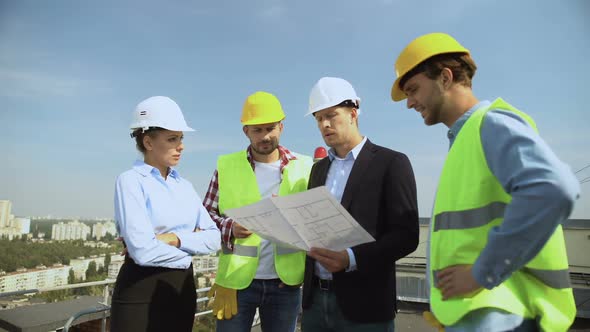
[391,32,469,102]
[240,91,286,125]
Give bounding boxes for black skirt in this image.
[110,257,196,332]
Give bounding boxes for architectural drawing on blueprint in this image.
[282,197,373,251]
[225,186,374,251]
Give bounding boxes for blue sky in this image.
[1,0,589,219]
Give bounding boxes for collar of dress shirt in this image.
[132,160,180,180]
[447,100,491,141]
[328,136,368,161]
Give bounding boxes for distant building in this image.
[196,277,208,288]
[0,225,21,240]
[0,201,11,228]
[0,264,70,293]
[83,241,110,248]
[192,255,218,274]
[0,201,23,240]
[107,255,124,280]
[92,223,104,240]
[13,217,30,235]
[69,256,105,281]
[92,221,116,240]
[51,221,91,241]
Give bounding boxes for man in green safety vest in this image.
[390,32,580,331]
[204,91,313,332]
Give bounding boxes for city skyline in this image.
[1,0,589,219]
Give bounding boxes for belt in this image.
[316,278,334,291]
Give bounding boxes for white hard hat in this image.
[306,77,361,117]
[129,96,194,133]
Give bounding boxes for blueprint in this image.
[224,186,375,251]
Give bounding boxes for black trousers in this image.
[110,258,196,332]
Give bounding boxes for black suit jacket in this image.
[302,139,419,323]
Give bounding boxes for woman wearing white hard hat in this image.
[110,96,221,331]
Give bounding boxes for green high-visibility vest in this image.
[214,150,312,290]
[430,98,575,331]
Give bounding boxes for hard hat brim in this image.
[160,124,195,132]
[129,124,195,132]
[179,126,195,132]
[305,99,362,117]
[391,77,406,102]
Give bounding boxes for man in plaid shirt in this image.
[205,91,313,332]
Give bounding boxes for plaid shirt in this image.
[203,145,298,250]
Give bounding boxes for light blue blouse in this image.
[114,160,221,269]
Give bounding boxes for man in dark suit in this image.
[301,77,419,331]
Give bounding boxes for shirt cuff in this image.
[472,255,514,289]
[222,218,235,251]
[345,248,357,272]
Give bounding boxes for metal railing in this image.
[63,304,110,332]
[0,279,116,299]
[0,267,219,331]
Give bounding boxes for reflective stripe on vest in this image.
[434,201,506,231]
[276,246,301,255]
[432,267,571,290]
[222,244,300,257]
[222,244,258,257]
[523,267,571,289]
